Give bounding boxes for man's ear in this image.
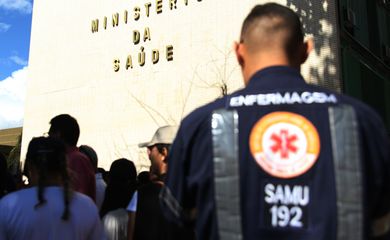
[300,38,314,64]
[162,147,168,158]
[234,41,245,67]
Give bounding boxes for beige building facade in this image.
[22,0,341,170]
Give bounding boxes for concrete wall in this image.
[22,0,340,171]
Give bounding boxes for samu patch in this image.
[249,112,320,178]
[263,182,309,229]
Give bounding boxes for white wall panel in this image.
[22,0,340,170]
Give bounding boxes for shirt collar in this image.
[246,66,307,91]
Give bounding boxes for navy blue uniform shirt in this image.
[161,66,390,240]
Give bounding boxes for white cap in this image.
[138,125,178,148]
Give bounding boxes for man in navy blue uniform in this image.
[160,3,390,240]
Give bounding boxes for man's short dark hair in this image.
[49,114,80,146]
[79,145,98,171]
[155,144,171,155]
[241,3,304,60]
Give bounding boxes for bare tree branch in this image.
[128,91,170,125]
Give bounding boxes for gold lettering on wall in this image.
[133,30,140,45]
[166,45,174,61]
[90,0,203,32]
[124,10,128,24]
[143,27,151,42]
[169,0,177,9]
[113,59,120,72]
[126,55,133,69]
[138,47,145,66]
[134,7,141,20]
[152,50,160,64]
[90,0,204,71]
[113,44,174,71]
[91,19,99,33]
[145,2,152,17]
[112,13,119,27]
[156,0,163,14]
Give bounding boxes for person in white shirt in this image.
[0,137,106,240]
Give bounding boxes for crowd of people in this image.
[1,2,390,240]
[0,114,189,240]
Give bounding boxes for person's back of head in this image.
[108,158,137,183]
[236,3,312,84]
[97,167,108,183]
[100,158,137,217]
[241,3,303,60]
[24,136,72,220]
[79,145,98,172]
[137,171,151,187]
[49,114,80,147]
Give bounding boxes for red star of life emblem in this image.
[270,129,298,159]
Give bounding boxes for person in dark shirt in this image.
[136,171,151,188]
[160,3,390,240]
[127,126,194,240]
[0,153,16,199]
[48,114,96,201]
[101,158,137,240]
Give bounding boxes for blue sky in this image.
[0,0,33,129]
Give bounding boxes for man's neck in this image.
[243,53,298,85]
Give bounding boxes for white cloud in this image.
[9,55,27,66]
[0,22,10,32]
[0,66,27,129]
[0,0,32,14]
